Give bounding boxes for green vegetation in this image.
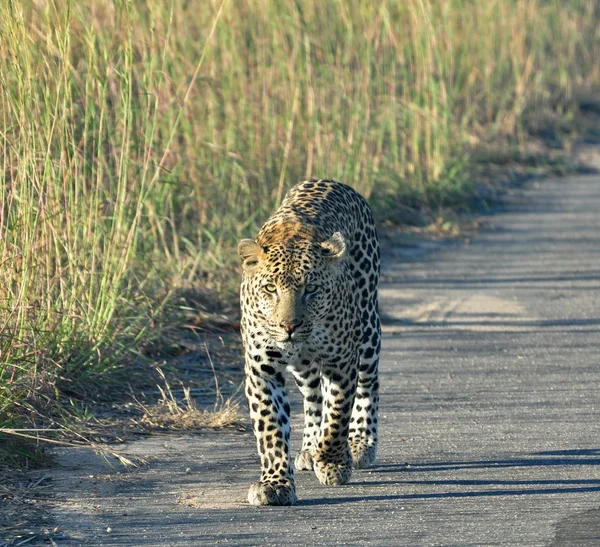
[1,0,599,449]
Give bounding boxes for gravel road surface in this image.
[42,173,600,546]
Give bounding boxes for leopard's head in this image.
[238,231,347,345]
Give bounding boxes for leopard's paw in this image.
[350,441,377,469]
[294,450,314,471]
[312,458,352,486]
[247,481,297,506]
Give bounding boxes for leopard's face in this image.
[239,232,346,346]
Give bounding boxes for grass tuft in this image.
[138,369,243,430]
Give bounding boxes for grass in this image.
[1,0,600,456]
[137,367,243,430]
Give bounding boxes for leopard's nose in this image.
[280,321,301,334]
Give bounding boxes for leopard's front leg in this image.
[311,355,358,486]
[290,363,322,472]
[245,356,296,506]
[349,311,381,469]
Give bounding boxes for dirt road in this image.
[38,171,600,545]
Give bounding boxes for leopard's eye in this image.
[304,283,318,294]
[263,283,277,294]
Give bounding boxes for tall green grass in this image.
[1,0,599,438]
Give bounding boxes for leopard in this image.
[238,179,381,506]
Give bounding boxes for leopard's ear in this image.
[238,239,264,272]
[320,232,346,261]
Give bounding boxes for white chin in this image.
[275,339,297,350]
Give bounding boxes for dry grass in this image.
[0,470,59,545]
[138,369,243,430]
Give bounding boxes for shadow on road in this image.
[299,484,600,505]
[298,449,600,506]
[371,448,600,473]
[382,316,600,329]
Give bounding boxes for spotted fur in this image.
[238,179,381,506]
